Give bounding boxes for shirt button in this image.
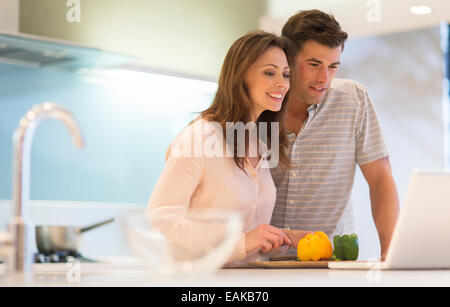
[291,171,296,177]
[289,200,294,204]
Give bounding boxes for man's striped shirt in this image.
[270,78,389,238]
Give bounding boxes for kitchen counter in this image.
[1,260,450,287]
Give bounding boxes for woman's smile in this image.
[266,91,285,102]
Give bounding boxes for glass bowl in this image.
[118,208,243,276]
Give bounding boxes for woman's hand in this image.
[245,224,292,254]
[282,230,313,248]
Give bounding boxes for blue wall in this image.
[0,64,214,204]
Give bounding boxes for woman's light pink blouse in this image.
[146,119,277,262]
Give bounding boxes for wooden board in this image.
[246,260,329,269]
[223,255,343,269]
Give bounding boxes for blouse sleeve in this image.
[146,124,247,263]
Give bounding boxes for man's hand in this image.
[282,229,313,248]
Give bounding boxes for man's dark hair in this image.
[282,9,348,53]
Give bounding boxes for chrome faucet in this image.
[8,103,84,275]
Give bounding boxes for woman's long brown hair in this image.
[201,30,294,172]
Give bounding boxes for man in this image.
[271,10,399,260]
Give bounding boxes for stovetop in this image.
[34,251,96,263]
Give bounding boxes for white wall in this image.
[337,26,445,259]
[0,0,19,32]
[19,0,266,80]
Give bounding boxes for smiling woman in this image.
[201,30,295,171]
[146,30,296,265]
[244,47,291,121]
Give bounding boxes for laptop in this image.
[329,170,450,270]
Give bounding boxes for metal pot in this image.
[35,218,114,254]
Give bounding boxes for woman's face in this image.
[244,46,290,121]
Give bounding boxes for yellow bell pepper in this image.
[297,231,333,261]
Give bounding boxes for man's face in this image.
[294,40,342,105]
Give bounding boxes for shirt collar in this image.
[309,102,324,113]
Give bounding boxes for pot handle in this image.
[80,218,115,233]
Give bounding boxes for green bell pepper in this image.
[333,234,359,260]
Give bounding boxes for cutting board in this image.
[223,255,335,269]
[227,255,329,269]
[247,260,329,269]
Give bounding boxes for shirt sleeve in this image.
[146,124,247,263]
[355,85,390,166]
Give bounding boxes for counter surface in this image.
[1,261,450,287]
